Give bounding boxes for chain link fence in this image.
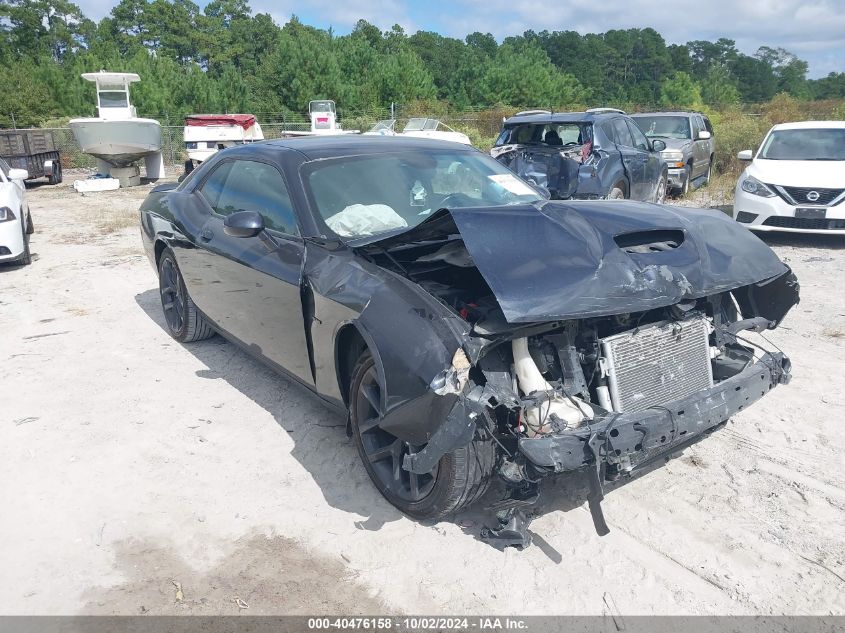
[12,105,512,171]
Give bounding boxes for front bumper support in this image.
[519,352,791,474]
[519,351,790,535]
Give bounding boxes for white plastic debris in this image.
[73,178,120,193]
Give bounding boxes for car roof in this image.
[262,134,477,159]
[770,120,845,131]
[503,111,620,125]
[630,111,705,117]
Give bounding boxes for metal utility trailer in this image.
[0,129,62,184]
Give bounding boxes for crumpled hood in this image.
[359,200,790,323]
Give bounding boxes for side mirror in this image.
[8,168,28,180]
[223,210,264,238]
[737,150,753,161]
[698,130,712,140]
[652,139,667,152]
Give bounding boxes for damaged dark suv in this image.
[140,136,798,547]
[492,108,669,203]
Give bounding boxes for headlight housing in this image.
[660,150,685,168]
[0,206,16,223]
[740,175,775,198]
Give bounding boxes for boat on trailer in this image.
[69,71,164,187]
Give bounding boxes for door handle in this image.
[199,228,213,242]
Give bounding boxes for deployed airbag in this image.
[326,204,407,237]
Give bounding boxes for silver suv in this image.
[632,112,715,196]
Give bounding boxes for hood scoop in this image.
[615,229,684,254]
[360,201,789,323]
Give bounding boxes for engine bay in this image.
[368,235,780,444]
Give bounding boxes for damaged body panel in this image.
[492,110,668,203]
[140,136,799,546]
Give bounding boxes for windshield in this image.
[369,119,396,132]
[404,118,440,132]
[495,123,588,147]
[759,128,845,161]
[633,116,690,140]
[99,90,128,108]
[305,150,543,239]
[309,101,335,114]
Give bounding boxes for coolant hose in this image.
[512,337,592,435]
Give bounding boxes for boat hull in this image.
[69,118,162,167]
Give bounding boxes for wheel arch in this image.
[611,176,629,197]
[154,238,169,268]
[334,321,386,409]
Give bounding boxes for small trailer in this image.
[0,129,62,184]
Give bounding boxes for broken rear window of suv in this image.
[495,123,590,147]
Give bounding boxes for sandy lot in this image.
[1,173,844,616]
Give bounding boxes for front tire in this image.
[349,352,495,520]
[157,249,215,342]
[25,211,34,234]
[654,173,667,204]
[17,217,31,265]
[680,164,691,196]
[704,157,713,186]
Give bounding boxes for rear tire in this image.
[349,352,495,520]
[157,248,215,342]
[704,157,713,186]
[48,161,62,185]
[608,183,626,200]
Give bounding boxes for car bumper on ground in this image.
[733,186,845,235]
[518,352,791,475]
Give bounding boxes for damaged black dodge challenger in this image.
[140,136,799,547]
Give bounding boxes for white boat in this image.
[364,118,472,145]
[69,72,164,181]
[183,114,264,172]
[282,100,358,136]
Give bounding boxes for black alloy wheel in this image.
[352,357,438,505]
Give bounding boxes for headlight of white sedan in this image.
[740,175,775,197]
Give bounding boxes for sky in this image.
[74,0,845,79]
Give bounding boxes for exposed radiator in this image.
[600,314,713,413]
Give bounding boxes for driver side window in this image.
[199,160,299,236]
[626,120,650,151]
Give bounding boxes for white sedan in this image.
[733,120,845,234]
[0,158,33,265]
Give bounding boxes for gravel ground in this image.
[1,172,844,616]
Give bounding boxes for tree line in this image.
[0,0,842,127]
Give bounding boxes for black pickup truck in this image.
[0,129,62,184]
